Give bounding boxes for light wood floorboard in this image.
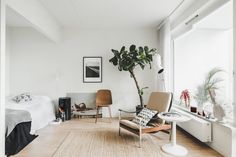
[13,118,222,157]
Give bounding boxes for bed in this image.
[5,109,37,156]
[6,95,56,133]
[5,95,55,156]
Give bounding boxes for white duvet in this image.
[6,95,55,132]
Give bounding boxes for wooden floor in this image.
[13,118,222,157]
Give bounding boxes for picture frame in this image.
[83,57,102,83]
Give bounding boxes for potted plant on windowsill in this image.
[109,45,157,110]
[194,68,225,119]
[180,89,190,108]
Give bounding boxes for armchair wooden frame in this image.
[118,92,173,148]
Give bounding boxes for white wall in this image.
[6,28,11,96]
[207,123,236,157]
[233,0,236,126]
[174,28,233,109]
[9,27,158,116]
[0,0,6,155]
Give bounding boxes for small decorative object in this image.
[213,105,225,122]
[83,57,102,83]
[190,106,197,113]
[74,103,86,111]
[109,45,157,108]
[208,89,226,122]
[58,107,65,122]
[202,111,206,117]
[12,93,32,103]
[180,89,190,108]
[197,111,201,116]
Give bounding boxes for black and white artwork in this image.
[83,57,102,83]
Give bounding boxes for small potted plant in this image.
[180,89,190,108]
[194,68,224,117]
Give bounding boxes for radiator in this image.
[171,107,212,142]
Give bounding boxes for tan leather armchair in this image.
[119,92,172,147]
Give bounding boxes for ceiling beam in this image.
[6,0,62,42]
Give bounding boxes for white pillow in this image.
[12,93,32,103]
[132,108,157,127]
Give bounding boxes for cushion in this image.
[12,93,32,103]
[132,108,157,127]
[120,119,140,130]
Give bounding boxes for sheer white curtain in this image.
[156,19,171,92]
[233,0,236,126]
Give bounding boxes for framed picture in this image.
[83,57,102,83]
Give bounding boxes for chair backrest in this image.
[147,92,172,113]
[96,89,112,106]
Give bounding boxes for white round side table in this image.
[158,112,191,156]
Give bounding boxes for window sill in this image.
[173,105,235,128]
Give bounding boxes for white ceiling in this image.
[195,1,232,30]
[6,6,33,27]
[38,0,182,29]
[6,0,232,30]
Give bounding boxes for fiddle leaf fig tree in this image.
[109,45,157,107]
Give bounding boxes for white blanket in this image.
[6,95,55,132]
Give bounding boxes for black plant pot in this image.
[136,105,144,115]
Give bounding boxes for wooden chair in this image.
[119,92,172,147]
[95,89,112,123]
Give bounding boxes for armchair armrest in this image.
[118,109,142,121]
[118,109,140,114]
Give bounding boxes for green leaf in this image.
[109,57,118,66]
[138,47,144,53]
[120,46,125,52]
[130,45,136,52]
[144,46,149,52]
[194,67,225,105]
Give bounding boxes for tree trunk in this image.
[129,70,144,107]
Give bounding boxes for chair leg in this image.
[119,125,121,136]
[139,133,142,148]
[108,106,112,122]
[119,111,121,136]
[139,125,142,148]
[95,107,99,123]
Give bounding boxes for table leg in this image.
[171,121,176,146]
[162,121,188,156]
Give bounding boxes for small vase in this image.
[213,104,225,122]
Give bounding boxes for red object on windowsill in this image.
[180,89,190,108]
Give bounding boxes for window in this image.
[173,1,233,120]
